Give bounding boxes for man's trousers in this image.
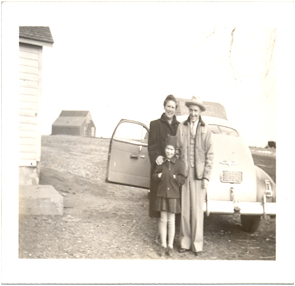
[179,166,205,252]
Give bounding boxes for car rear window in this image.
[209,125,239,137]
[175,99,228,120]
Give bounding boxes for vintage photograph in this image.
[1,1,294,284]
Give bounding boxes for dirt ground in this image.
[19,135,276,260]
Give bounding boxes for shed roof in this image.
[60,110,90,117]
[52,116,86,127]
[19,26,54,45]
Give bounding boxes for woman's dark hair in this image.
[163,94,178,109]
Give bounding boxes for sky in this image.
[2,1,283,146]
[41,19,275,146]
[1,1,295,284]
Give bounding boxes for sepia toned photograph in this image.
[1,1,294,284]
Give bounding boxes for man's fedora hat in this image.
[185,96,206,111]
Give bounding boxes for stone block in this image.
[19,185,63,215]
[19,166,39,185]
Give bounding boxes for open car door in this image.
[106,119,150,189]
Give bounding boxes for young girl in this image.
[152,135,185,257]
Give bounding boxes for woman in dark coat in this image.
[148,95,179,218]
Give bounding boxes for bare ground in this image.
[19,135,276,260]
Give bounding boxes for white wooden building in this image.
[19,27,54,185]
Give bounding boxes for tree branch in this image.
[195,29,215,47]
[229,27,236,80]
[263,29,276,98]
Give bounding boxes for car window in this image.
[114,122,149,144]
[209,125,239,137]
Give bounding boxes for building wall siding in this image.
[19,43,43,173]
[52,126,81,136]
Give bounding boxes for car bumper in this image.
[204,201,276,215]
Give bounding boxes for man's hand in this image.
[158,173,162,178]
[202,178,209,190]
[156,155,164,165]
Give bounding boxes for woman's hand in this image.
[158,173,162,178]
[173,175,176,179]
[155,155,164,165]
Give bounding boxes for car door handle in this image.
[130,154,138,159]
[140,155,145,159]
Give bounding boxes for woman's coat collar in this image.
[160,113,179,126]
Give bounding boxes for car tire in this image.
[240,215,261,233]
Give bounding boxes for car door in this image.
[106,119,151,189]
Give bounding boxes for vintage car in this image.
[106,98,276,233]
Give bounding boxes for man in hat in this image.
[176,96,214,256]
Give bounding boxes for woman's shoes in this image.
[178,248,188,253]
[155,234,161,246]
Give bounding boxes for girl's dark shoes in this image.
[158,246,175,258]
[167,247,173,257]
[159,246,167,257]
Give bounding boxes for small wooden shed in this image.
[19,26,54,185]
[52,110,96,137]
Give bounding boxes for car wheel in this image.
[240,215,261,233]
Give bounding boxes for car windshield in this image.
[209,124,239,137]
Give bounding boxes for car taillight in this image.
[265,180,273,198]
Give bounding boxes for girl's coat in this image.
[152,157,185,199]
